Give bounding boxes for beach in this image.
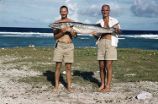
[0,47,158,104]
[1,0,158,103]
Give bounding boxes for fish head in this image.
[50,23,63,29]
[50,22,74,29]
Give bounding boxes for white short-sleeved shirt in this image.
[97,17,120,47]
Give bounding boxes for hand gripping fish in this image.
[49,22,114,34]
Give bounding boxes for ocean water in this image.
[0,27,158,50]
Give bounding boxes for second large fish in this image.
[49,22,114,34]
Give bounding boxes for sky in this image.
[0,0,158,30]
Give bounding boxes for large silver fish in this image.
[49,22,114,34]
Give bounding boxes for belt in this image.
[101,35,111,40]
[57,41,72,44]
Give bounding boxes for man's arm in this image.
[53,29,64,40]
[53,27,73,40]
[70,30,77,37]
[113,23,121,34]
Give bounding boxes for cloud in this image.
[79,4,100,17]
[0,0,157,30]
[78,3,123,19]
[65,0,71,3]
[0,0,56,27]
[131,0,158,17]
[65,1,79,21]
[108,3,124,16]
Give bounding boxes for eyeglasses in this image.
[101,10,110,11]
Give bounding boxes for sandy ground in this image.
[0,56,158,104]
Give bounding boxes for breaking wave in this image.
[0,32,158,40]
[0,32,53,37]
[120,34,158,39]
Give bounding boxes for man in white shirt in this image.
[92,4,120,92]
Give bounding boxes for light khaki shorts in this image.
[53,41,74,63]
[97,39,117,60]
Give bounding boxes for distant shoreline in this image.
[0,27,158,34]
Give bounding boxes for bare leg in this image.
[98,60,106,91]
[54,62,62,91]
[102,60,113,92]
[65,63,74,92]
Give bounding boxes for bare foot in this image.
[98,85,105,92]
[52,87,59,92]
[101,87,111,93]
[67,87,75,93]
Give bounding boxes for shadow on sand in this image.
[73,70,100,87]
[43,70,67,88]
[43,70,101,87]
